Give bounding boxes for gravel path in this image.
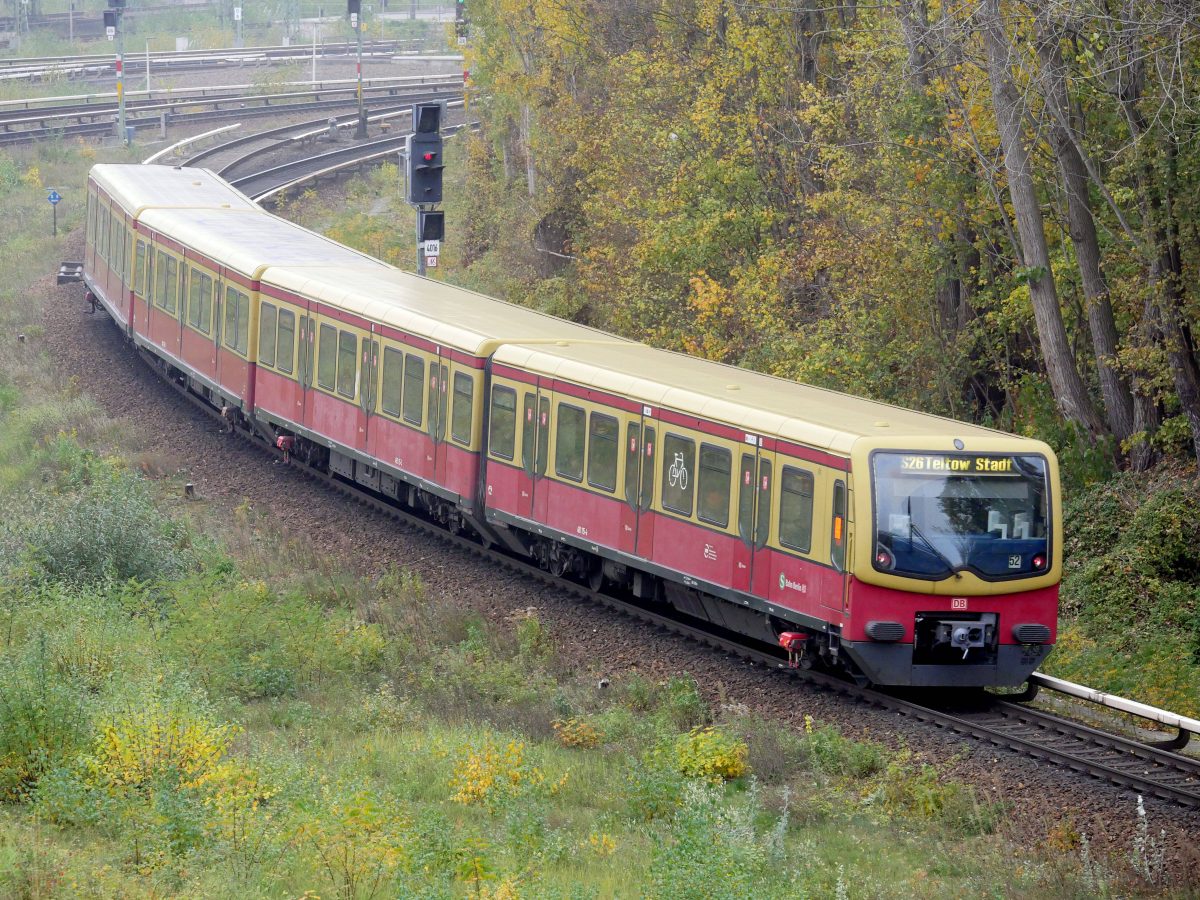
[37,229,1200,886]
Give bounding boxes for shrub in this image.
[672,726,749,783]
[802,716,885,778]
[449,737,550,810]
[293,788,409,900]
[552,717,602,749]
[869,752,1001,835]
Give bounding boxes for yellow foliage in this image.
[450,738,559,809]
[552,716,602,749]
[673,726,749,783]
[21,165,42,188]
[84,704,238,793]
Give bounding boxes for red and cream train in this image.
[82,164,1061,687]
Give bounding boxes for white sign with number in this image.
[423,240,441,256]
[350,12,358,27]
[425,256,438,268]
[233,6,242,20]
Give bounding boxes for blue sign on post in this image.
[46,189,61,236]
[47,190,61,205]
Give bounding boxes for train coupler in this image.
[778,631,809,669]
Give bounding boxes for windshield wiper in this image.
[908,519,958,577]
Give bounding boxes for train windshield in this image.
[871,452,1050,580]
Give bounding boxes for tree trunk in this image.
[979,0,1106,437]
[1034,23,1136,445]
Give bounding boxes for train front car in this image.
[842,436,1061,688]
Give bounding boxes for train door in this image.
[741,449,775,598]
[631,409,657,559]
[427,353,449,482]
[516,385,549,519]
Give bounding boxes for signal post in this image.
[406,103,445,276]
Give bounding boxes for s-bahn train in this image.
[80,164,1061,688]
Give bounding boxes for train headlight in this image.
[874,545,894,570]
[1032,553,1046,570]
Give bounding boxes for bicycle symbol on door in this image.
[668,451,688,490]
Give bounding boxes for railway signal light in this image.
[406,103,445,205]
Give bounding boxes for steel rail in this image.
[98,307,1200,810]
[0,40,416,71]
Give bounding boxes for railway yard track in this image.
[0,74,462,147]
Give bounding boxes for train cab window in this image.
[134,242,147,297]
[697,444,731,528]
[380,347,403,416]
[489,386,516,459]
[259,303,278,366]
[224,287,249,355]
[337,330,357,398]
[451,373,474,445]
[276,309,296,375]
[831,480,847,572]
[778,466,814,553]
[555,404,585,482]
[402,353,423,425]
[316,323,337,390]
[188,270,213,335]
[662,433,696,517]
[587,413,618,492]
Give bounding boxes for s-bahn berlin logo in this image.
[779,573,807,593]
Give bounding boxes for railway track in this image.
[120,319,1200,810]
[0,76,461,147]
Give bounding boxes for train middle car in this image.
[82,164,1061,688]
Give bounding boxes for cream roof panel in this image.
[492,341,1015,456]
[260,266,632,355]
[137,208,386,278]
[91,164,256,214]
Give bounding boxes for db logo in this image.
[951,598,968,610]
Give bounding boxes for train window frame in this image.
[661,433,696,517]
[276,308,296,375]
[402,353,423,426]
[587,412,619,493]
[778,466,815,554]
[489,385,517,460]
[316,323,337,391]
[697,443,732,528]
[259,302,278,367]
[380,346,404,417]
[555,403,585,482]
[188,268,213,335]
[451,372,474,446]
[336,330,358,399]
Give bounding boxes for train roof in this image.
[90,164,257,214]
[137,208,388,278]
[492,341,1010,456]
[260,265,632,355]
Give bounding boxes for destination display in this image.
[896,454,1015,475]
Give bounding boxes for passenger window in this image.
[641,426,656,510]
[522,393,536,472]
[489,386,516,459]
[402,353,423,425]
[189,269,211,334]
[697,444,731,527]
[164,257,178,314]
[259,302,278,366]
[109,216,121,275]
[737,454,755,542]
[198,275,213,335]
[427,363,448,439]
[154,251,168,309]
[779,466,814,553]
[831,480,847,571]
[756,459,772,548]
[554,404,585,481]
[236,290,249,355]
[87,193,95,247]
[98,207,109,261]
[276,309,295,374]
[624,423,641,504]
[337,330,357,398]
[588,413,618,492]
[316,323,337,390]
[224,286,240,350]
[134,242,146,297]
[380,347,403,416]
[662,433,696,516]
[537,397,550,475]
[451,372,474,445]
